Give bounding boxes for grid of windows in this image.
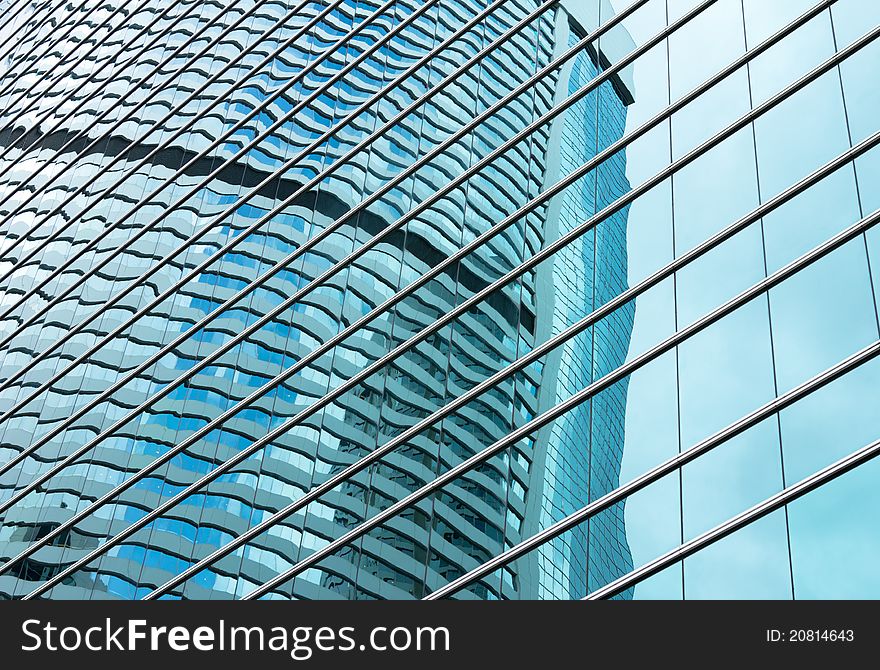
[0,0,876,600]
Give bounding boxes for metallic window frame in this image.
[0,0,408,347]
[0,0,57,67]
[0,0,345,277]
[0,0,120,111]
[0,0,70,90]
[432,335,880,598]
[0,0,529,343]
[0,0,662,491]
[0,0,93,96]
[0,0,441,466]
[0,0,158,121]
[0,0,676,454]
[0,0,663,580]
[238,194,880,600]
[0,0,336,247]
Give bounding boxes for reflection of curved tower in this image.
[0,0,634,599]
[525,3,635,600]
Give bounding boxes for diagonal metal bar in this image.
[0,0,443,466]
[0,0,667,491]
[0,0,345,242]
[0,0,118,113]
[0,0,68,94]
[0,0,153,121]
[0,0,533,344]
[0,0,633,454]
[0,0,525,409]
[155,121,880,602]
[0,4,443,387]
[0,0,90,96]
[426,284,880,595]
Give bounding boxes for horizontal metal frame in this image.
[0,0,526,412]
[0,0,530,406]
[0,0,203,157]
[0,0,282,205]
[0,0,644,336]
[0,0,681,453]
[0,0,344,254]
[435,337,880,599]
[0,0,663,583]
[9,3,865,599]
[238,204,880,601]
[586,434,880,600]
[0,0,86,80]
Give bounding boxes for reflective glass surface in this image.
[0,0,876,600]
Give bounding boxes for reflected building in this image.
[0,0,636,599]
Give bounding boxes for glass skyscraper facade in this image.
[0,0,876,600]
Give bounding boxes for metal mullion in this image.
[236,196,880,602]
[437,338,880,599]
[0,0,264,199]
[0,0,520,406]
[0,0,53,52]
[134,2,851,604]
[0,0,185,144]
[586,433,880,600]
[0,0,207,142]
[0,0,644,305]
[0,0,416,417]
[202,27,874,598]
[0,0,547,491]
[0,0,331,231]
[0,0,657,436]
[0,0,660,586]
[156,107,880,603]
[0,0,59,86]
[427,252,880,596]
